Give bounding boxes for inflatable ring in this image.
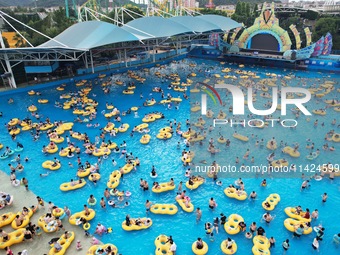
[52,208,65,218]
[83,222,91,230]
[315,176,322,181]
[333,234,340,244]
[46,220,58,232]
[261,193,281,211]
[88,198,97,206]
[108,200,115,206]
[221,240,237,255]
[154,235,171,255]
[12,179,20,187]
[224,214,244,235]
[150,173,158,178]
[245,232,253,239]
[131,107,138,111]
[125,191,131,197]
[192,241,208,255]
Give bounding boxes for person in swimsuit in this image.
[24,228,33,241]
[145,200,152,215]
[195,238,204,249]
[209,197,217,210]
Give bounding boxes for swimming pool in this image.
[0,59,339,255]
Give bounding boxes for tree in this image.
[235,2,242,15]
[303,10,318,21]
[252,4,257,15]
[241,2,246,15]
[312,17,340,49]
[245,3,250,16]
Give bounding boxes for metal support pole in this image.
[0,32,16,88]
[90,50,94,73]
[153,39,158,62]
[124,48,127,67]
[176,39,178,55]
[84,51,89,70]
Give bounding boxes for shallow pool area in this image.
[0,59,339,255]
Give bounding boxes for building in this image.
[215,5,235,16]
[182,0,197,8]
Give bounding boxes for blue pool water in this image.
[0,59,339,255]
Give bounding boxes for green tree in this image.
[200,9,229,17]
[235,2,242,15]
[312,17,340,49]
[303,10,318,20]
[241,2,246,15]
[245,3,250,16]
[252,3,257,15]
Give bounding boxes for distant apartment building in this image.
[215,5,235,16]
[182,0,197,8]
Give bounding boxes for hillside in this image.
[198,0,267,7]
[0,0,87,7]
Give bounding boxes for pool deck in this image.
[0,171,96,254]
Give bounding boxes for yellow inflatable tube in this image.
[140,134,151,144]
[233,133,249,142]
[186,178,205,190]
[38,215,58,233]
[282,146,300,158]
[221,240,237,255]
[152,182,176,193]
[60,179,86,192]
[154,235,172,255]
[86,244,118,255]
[150,204,178,215]
[283,218,312,234]
[77,168,91,178]
[224,214,244,235]
[261,193,280,211]
[176,198,194,213]
[0,212,16,228]
[11,208,33,229]
[121,218,152,231]
[192,241,208,255]
[107,170,121,189]
[0,228,25,249]
[121,163,135,174]
[69,209,95,225]
[252,245,270,255]
[42,160,61,170]
[224,188,247,201]
[284,207,311,222]
[252,235,270,253]
[48,231,75,255]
